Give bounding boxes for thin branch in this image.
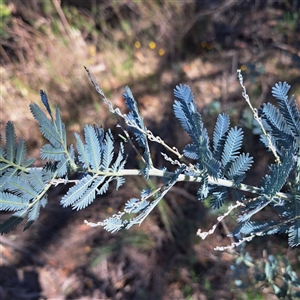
[237,69,281,164]
[48,167,293,201]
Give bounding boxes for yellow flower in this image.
[240,65,247,71]
[158,48,165,56]
[149,41,156,49]
[135,41,141,49]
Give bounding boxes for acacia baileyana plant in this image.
[1,69,299,251]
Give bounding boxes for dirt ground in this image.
[1,1,300,299]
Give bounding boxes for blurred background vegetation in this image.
[1,0,300,299]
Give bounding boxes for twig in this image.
[181,0,239,38]
[51,0,72,38]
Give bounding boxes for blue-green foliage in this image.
[0,121,44,233]
[232,82,300,247]
[100,84,254,231]
[30,90,75,177]
[259,82,300,148]
[231,249,300,298]
[0,80,299,248]
[271,82,300,139]
[0,91,128,231]
[173,85,253,209]
[100,166,186,233]
[123,86,153,178]
[0,122,35,189]
[0,165,52,233]
[60,126,126,211]
[213,113,230,160]
[174,85,220,179]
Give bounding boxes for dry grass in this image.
[1,1,300,299]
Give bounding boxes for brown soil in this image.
[1,1,300,299]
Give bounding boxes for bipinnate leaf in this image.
[29,93,70,177]
[259,103,294,148]
[227,153,253,180]
[0,209,28,234]
[1,76,300,255]
[271,82,300,138]
[288,192,300,247]
[101,217,125,233]
[213,113,230,159]
[40,90,52,118]
[221,127,243,169]
[5,121,17,162]
[84,124,102,171]
[262,145,296,198]
[0,168,51,234]
[0,192,29,211]
[123,86,153,177]
[100,166,186,232]
[174,85,217,177]
[0,122,35,190]
[61,127,127,211]
[210,190,228,209]
[30,103,61,148]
